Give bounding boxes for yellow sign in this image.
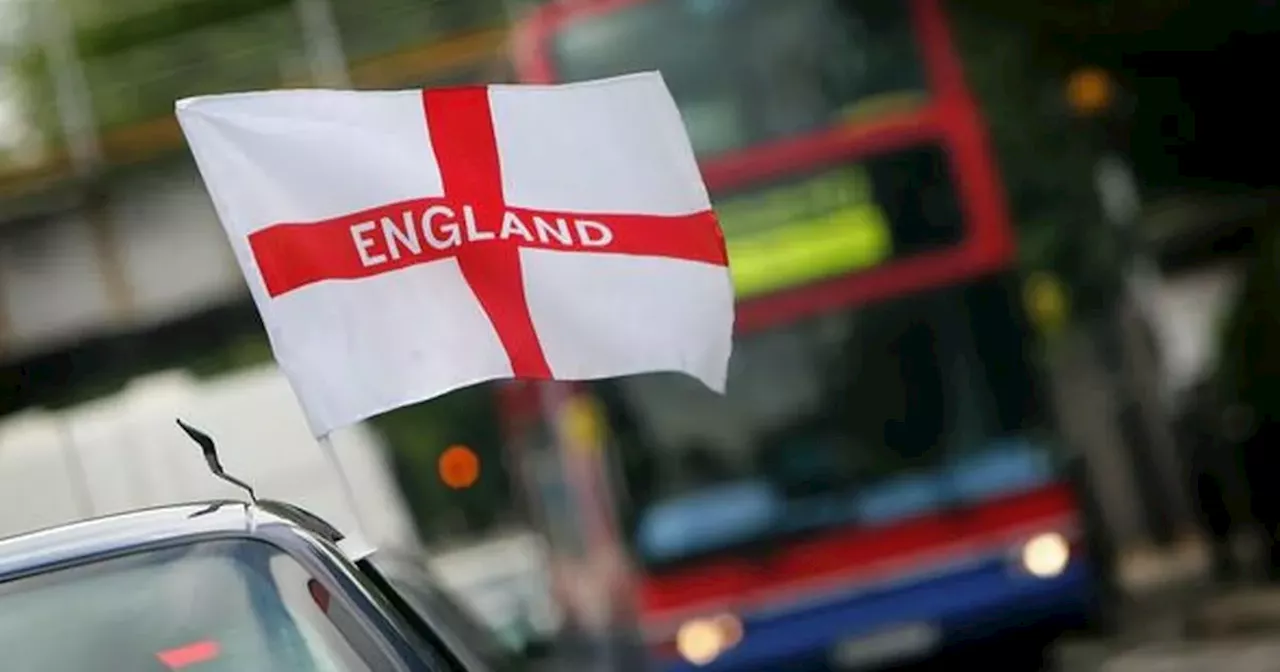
[560,394,606,453]
[1023,272,1069,337]
[716,167,893,299]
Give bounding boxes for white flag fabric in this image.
[176,72,733,437]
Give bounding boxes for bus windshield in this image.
[550,0,926,157]
[596,275,1057,569]
[0,539,378,671]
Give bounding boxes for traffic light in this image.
[1063,65,1133,154]
[1065,66,1115,118]
[1023,271,1070,339]
[438,444,481,490]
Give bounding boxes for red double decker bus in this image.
[503,0,1098,669]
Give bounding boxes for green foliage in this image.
[74,0,292,59]
[1219,226,1280,419]
[368,383,515,542]
[947,7,1118,319]
[7,0,308,155]
[6,0,514,159]
[41,375,129,411]
[186,333,274,378]
[332,0,510,63]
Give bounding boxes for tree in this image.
[5,0,513,167]
[945,5,1123,322]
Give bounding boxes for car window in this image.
[368,553,525,672]
[0,539,389,672]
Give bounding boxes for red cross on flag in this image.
[176,73,733,437]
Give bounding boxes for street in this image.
[1102,642,1280,672]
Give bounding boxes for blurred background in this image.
[2,0,1280,669]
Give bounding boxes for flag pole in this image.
[318,433,369,539]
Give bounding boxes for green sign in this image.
[716,166,894,298]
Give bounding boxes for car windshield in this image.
[0,539,377,671]
[596,274,1058,569]
[551,0,926,157]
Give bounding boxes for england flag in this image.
[176,72,734,436]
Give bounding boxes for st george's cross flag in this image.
[176,72,734,437]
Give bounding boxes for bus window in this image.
[551,0,925,157]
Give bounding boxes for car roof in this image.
[0,500,346,581]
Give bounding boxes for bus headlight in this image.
[1020,532,1070,578]
[675,614,743,666]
